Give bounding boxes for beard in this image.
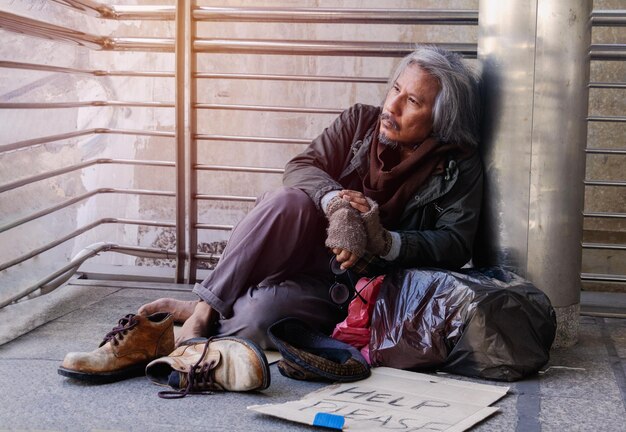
[378,131,400,149]
[379,112,402,149]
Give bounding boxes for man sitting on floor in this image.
[59,45,483,390]
[139,44,483,348]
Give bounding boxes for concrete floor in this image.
[0,279,624,432]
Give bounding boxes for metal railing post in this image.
[175,0,187,283]
[187,0,199,283]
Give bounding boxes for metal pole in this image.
[174,0,186,282]
[187,0,199,283]
[477,0,591,347]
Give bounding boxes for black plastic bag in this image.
[369,267,556,381]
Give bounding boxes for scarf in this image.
[362,120,462,228]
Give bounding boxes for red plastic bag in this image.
[332,275,385,360]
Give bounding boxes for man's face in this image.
[379,64,440,147]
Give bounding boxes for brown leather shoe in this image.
[145,336,270,398]
[58,312,174,383]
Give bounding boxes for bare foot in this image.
[137,298,198,323]
[175,301,216,346]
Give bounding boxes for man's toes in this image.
[138,298,197,322]
[137,304,151,315]
[138,299,167,316]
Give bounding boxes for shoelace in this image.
[158,338,217,399]
[100,314,139,347]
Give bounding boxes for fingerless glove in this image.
[324,197,366,257]
[362,199,392,257]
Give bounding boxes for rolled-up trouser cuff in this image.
[192,282,231,319]
[191,187,329,321]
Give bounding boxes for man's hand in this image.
[332,247,359,270]
[340,190,392,257]
[338,190,371,214]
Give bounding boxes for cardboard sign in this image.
[249,367,509,431]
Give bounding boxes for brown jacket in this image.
[283,104,483,269]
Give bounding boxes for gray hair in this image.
[385,45,481,148]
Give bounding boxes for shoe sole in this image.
[57,362,148,384]
[218,336,272,391]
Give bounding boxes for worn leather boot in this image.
[146,336,271,398]
[58,312,174,383]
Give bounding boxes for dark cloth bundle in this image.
[268,318,370,382]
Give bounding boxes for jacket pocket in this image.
[419,201,443,230]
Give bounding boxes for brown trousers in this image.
[192,187,346,348]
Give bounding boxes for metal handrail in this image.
[584,212,626,219]
[195,194,256,202]
[581,273,626,283]
[1,188,175,233]
[195,252,223,261]
[1,130,94,154]
[0,11,174,51]
[586,148,626,155]
[0,217,175,272]
[194,103,343,114]
[582,242,626,251]
[584,180,626,187]
[0,101,174,109]
[587,115,626,122]
[1,128,174,154]
[0,60,175,77]
[194,72,387,83]
[591,10,626,26]
[50,0,175,20]
[589,81,626,89]
[194,224,234,231]
[47,2,480,25]
[0,158,174,194]
[193,7,478,25]
[194,39,478,57]
[0,242,177,309]
[194,164,284,174]
[590,44,626,61]
[194,134,310,145]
